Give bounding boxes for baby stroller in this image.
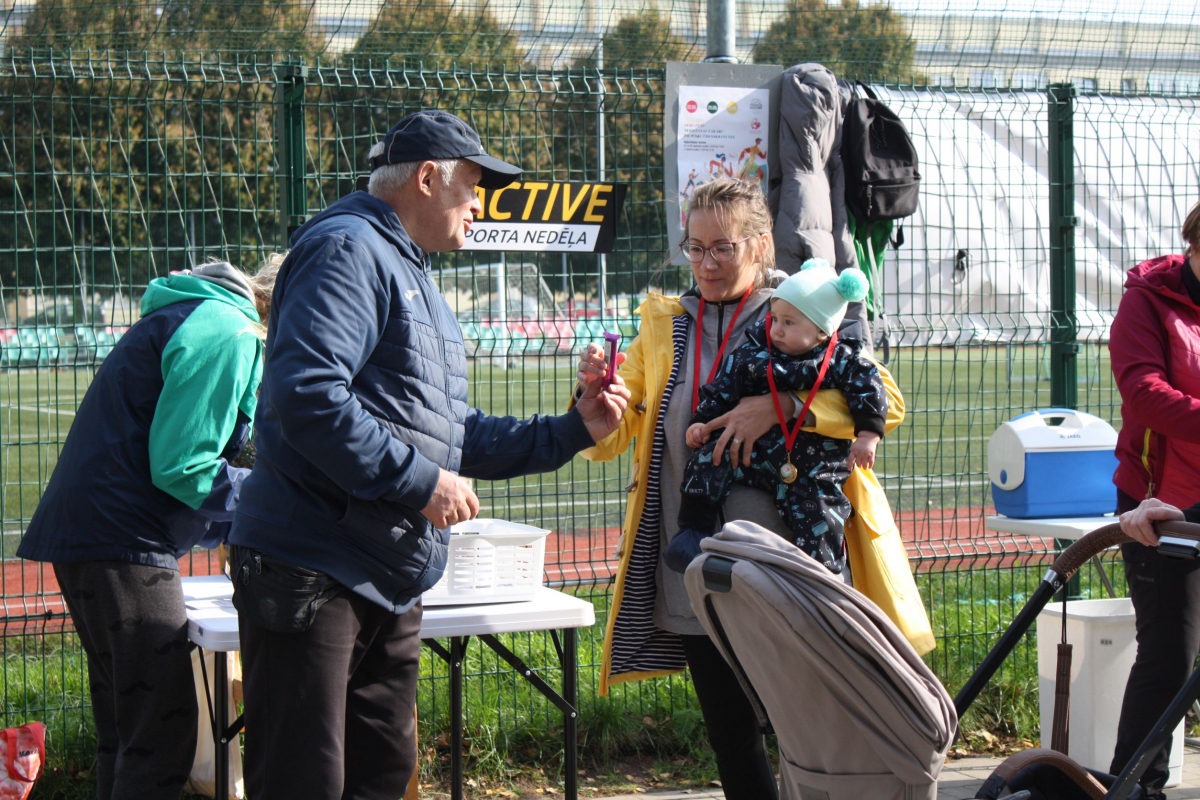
[953,520,1200,800]
[684,520,958,800]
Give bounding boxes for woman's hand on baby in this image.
[686,423,707,449]
[848,432,880,471]
[702,394,791,467]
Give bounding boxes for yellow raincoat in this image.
[581,293,933,695]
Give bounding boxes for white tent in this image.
[874,88,1200,346]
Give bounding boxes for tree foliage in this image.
[0,0,678,301]
[350,0,525,70]
[1,0,325,293]
[9,0,323,57]
[753,0,917,83]
[562,7,681,295]
[574,7,692,70]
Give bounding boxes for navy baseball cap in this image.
[369,110,522,189]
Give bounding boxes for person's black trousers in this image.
[240,589,423,800]
[681,633,779,800]
[1109,490,1200,799]
[54,561,198,800]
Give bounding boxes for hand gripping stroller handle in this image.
[1050,520,1200,580]
[955,520,1200,724]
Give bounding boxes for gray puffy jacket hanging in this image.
[771,63,859,276]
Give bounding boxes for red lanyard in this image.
[765,313,838,453]
[692,287,753,414]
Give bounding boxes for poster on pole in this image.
[664,63,783,263]
[676,85,771,230]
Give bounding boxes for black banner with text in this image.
[464,181,628,253]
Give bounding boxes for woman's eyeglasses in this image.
[680,237,750,264]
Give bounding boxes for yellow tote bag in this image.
[844,466,936,656]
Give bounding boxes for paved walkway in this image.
[602,743,1200,800]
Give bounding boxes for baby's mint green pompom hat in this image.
[772,258,869,336]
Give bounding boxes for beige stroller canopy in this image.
[685,521,958,800]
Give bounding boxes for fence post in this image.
[276,62,310,241]
[704,0,738,62]
[1048,82,1078,410]
[1049,83,1083,600]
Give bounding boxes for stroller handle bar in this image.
[1047,523,1128,584]
[1048,520,1200,585]
[954,519,1200,724]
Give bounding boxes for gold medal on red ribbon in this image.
[765,317,839,491]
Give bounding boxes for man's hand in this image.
[686,423,707,449]
[575,343,631,443]
[1120,497,1183,547]
[576,343,626,398]
[848,432,880,471]
[576,373,632,443]
[420,468,480,528]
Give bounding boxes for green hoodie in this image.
[142,270,263,509]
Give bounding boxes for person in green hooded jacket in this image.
[17,255,281,800]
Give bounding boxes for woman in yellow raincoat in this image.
[573,179,924,799]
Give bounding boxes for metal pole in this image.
[1048,82,1078,411]
[954,577,1061,723]
[188,212,197,267]
[564,627,578,799]
[275,62,309,242]
[451,637,464,800]
[596,33,608,323]
[497,255,509,371]
[1049,82,1082,601]
[704,0,739,63]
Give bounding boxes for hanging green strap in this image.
[847,209,893,321]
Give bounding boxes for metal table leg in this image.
[214,653,228,800]
[425,631,581,800]
[480,632,580,800]
[451,637,464,800]
[1092,555,1117,598]
[564,628,578,800]
[197,648,243,800]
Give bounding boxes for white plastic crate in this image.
[423,518,550,606]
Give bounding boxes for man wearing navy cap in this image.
[228,111,629,799]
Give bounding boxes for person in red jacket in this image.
[1108,199,1200,800]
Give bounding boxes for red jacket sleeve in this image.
[1110,287,1200,443]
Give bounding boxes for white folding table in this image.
[984,515,1117,542]
[985,514,1120,597]
[181,577,596,800]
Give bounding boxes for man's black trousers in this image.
[240,589,423,800]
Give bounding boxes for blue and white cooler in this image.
[988,408,1118,519]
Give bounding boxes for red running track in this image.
[0,506,1073,623]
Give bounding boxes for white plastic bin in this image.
[1037,598,1184,787]
[423,518,550,606]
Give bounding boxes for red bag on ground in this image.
[0,723,45,800]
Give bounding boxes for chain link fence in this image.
[1,0,1200,777]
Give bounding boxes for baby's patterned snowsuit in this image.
[678,318,887,572]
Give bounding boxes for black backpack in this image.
[842,82,920,223]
